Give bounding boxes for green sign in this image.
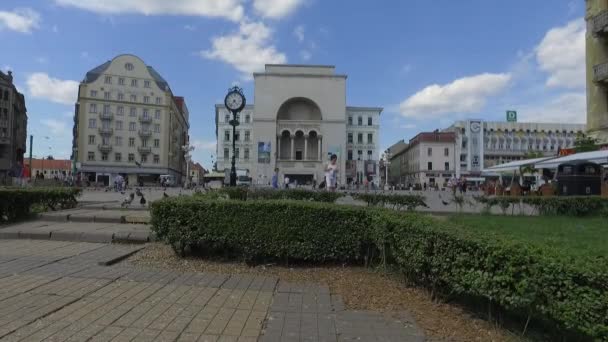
[506,110,517,122]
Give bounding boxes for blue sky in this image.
[0,0,585,168]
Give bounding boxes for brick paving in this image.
[0,240,424,341]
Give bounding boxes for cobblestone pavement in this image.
[0,240,424,342]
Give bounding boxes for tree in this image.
[574,133,599,153]
[46,155,54,160]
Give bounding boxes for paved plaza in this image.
[0,240,424,341]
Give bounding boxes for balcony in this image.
[138,146,152,154]
[98,127,114,135]
[99,112,113,120]
[138,129,152,137]
[592,10,608,37]
[138,115,152,123]
[98,144,112,152]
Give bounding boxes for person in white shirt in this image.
[325,154,339,192]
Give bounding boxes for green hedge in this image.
[0,188,82,222]
[151,198,608,339]
[474,195,608,216]
[353,193,428,211]
[151,198,370,262]
[200,187,344,203]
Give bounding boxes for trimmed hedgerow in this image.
[198,188,344,203]
[0,187,82,222]
[353,193,428,211]
[473,195,608,216]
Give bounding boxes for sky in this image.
[0,0,585,168]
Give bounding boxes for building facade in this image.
[0,70,27,182]
[188,161,206,185]
[24,159,72,179]
[392,132,457,187]
[385,140,408,187]
[73,54,189,186]
[445,120,586,176]
[215,64,382,186]
[586,0,608,144]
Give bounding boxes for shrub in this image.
[474,196,608,216]
[0,188,81,222]
[213,187,344,203]
[353,193,427,211]
[150,197,371,262]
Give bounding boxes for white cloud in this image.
[400,73,512,119]
[41,119,69,135]
[191,140,217,152]
[0,8,40,33]
[293,25,305,42]
[253,0,304,19]
[54,0,244,21]
[63,111,74,118]
[300,50,312,61]
[1,65,11,73]
[400,123,416,129]
[536,19,585,89]
[26,73,79,105]
[518,92,586,124]
[201,21,287,79]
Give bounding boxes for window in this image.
[104,76,111,84]
[348,150,353,160]
[88,135,95,145]
[295,150,303,160]
[87,152,95,161]
[89,103,97,113]
[144,96,150,104]
[347,133,353,144]
[153,154,160,164]
[141,138,148,147]
[117,106,124,116]
[224,130,230,141]
[368,117,372,126]
[155,97,161,105]
[358,116,362,126]
[428,162,433,170]
[103,105,110,114]
[235,131,240,141]
[348,116,353,125]
[129,137,135,147]
[101,153,108,161]
[125,63,134,71]
[88,118,96,128]
[154,139,160,148]
[129,122,136,131]
[357,133,363,144]
[427,148,432,156]
[224,148,229,159]
[367,133,373,144]
[118,77,125,85]
[102,120,111,129]
[155,110,161,119]
[130,107,136,116]
[367,150,372,160]
[104,92,110,100]
[225,114,230,123]
[115,136,122,146]
[115,153,121,162]
[128,153,135,162]
[244,131,250,141]
[131,79,138,87]
[144,80,150,88]
[245,115,250,123]
[115,121,123,130]
[444,148,449,156]
[90,90,97,97]
[460,155,466,162]
[142,109,149,118]
[357,150,363,160]
[117,93,124,101]
[235,148,240,159]
[445,162,450,171]
[244,148,250,160]
[130,94,137,102]
[141,154,147,163]
[152,124,159,133]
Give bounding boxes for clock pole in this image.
[230,110,237,186]
[224,86,246,187]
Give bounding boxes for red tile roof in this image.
[24,159,71,170]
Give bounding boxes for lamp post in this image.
[182,144,194,189]
[384,149,391,190]
[224,86,246,187]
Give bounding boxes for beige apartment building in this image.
[0,70,27,183]
[72,54,189,186]
[587,0,608,144]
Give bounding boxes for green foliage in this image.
[574,133,600,153]
[473,196,608,216]
[353,193,428,211]
[209,187,344,203]
[0,188,81,222]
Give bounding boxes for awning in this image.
[535,150,608,169]
[482,156,555,173]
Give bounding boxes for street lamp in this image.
[384,149,391,190]
[224,86,246,187]
[182,144,194,188]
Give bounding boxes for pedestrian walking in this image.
[325,154,339,192]
[272,168,279,189]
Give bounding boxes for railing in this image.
[594,61,608,83]
[98,127,114,135]
[138,129,152,137]
[593,10,608,37]
[99,112,113,120]
[98,144,112,152]
[138,116,152,123]
[138,146,152,154]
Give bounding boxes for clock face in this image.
[470,122,481,133]
[225,92,244,111]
